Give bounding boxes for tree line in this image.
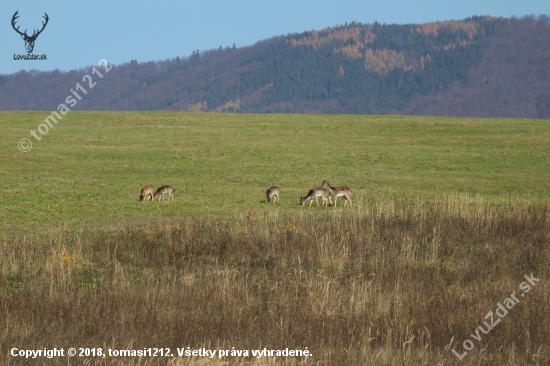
[1,15,549,118]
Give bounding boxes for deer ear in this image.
[20,34,25,40]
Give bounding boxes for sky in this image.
[1,0,549,75]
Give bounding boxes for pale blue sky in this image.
[1,0,549,75]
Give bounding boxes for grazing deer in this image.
[154,185,173,201]
[300,187,332,207]
[138,185,154,201]
[266,186,280,203]
[322,181,352,207]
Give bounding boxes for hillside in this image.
[1,15,549,117]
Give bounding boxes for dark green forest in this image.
[1,15,549,117]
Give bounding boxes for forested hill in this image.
[1,15,550,118]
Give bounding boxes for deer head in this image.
[12,11,49,54]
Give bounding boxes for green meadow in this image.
[2,112,550,365]
[2,111,549,235]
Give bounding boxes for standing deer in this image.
[12,11,49,54]
[300,187,332,207]
[266,186,280,203]
[138,185,155,201]
[322,181,352,207]
[154,185,173,201]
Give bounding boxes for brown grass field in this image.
[2,196,549,365]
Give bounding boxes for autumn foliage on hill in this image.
[1,15,549,117]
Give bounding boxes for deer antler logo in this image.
[12,11,49,54]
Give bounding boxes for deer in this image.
[12,11,49,54]
[154,185,173,201]
[322,181,352,207]
[266,186,280,203]
[300,187,332,207]
[138,185,155,201]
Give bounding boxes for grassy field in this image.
[1,111,550,235]
[1,112,550,365]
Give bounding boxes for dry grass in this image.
[2,193,549,365]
